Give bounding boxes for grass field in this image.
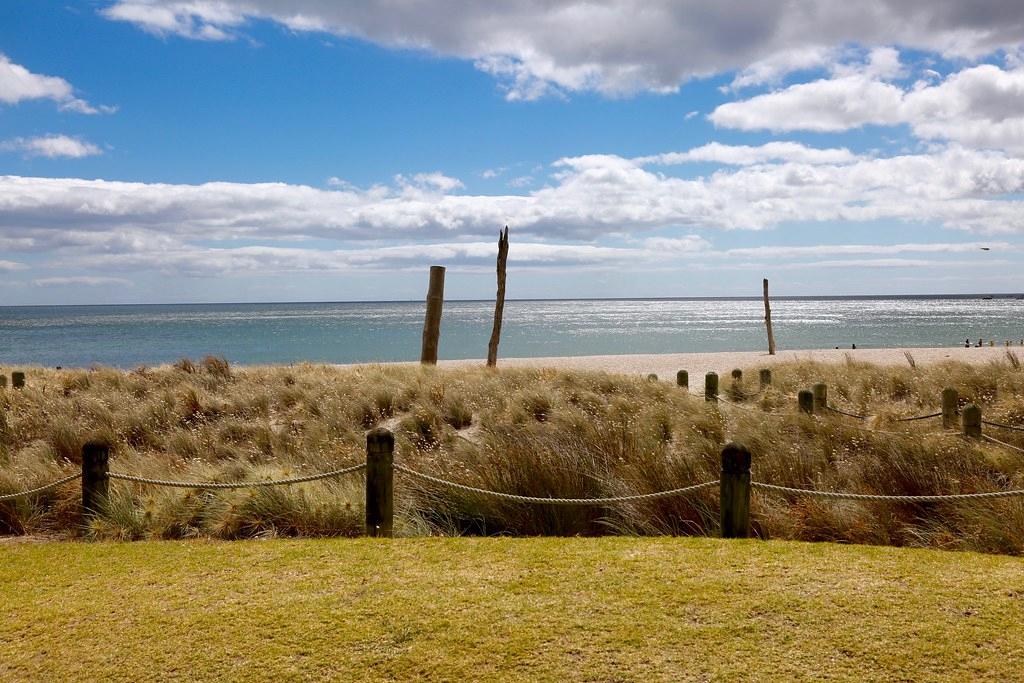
[3,537,1023,681]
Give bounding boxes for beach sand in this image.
[376,345,1015,380]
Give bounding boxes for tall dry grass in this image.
[3,357,1024,553]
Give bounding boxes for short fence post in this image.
[798,389,814,415]
[81,442,110,518]
[647,373,658,382]
[705,372,719,402]
[962,404,982,439]
[720,443,751,539]
[941,387,958,429]
[420,265,446,365]
[12,371,25,389]
[812,382,827,411]
[730,369,743,400]
[0,375,7,389]
[676,370,688,389]
[366,428,394,537]
[759,368,772,389]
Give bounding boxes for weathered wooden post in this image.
[365,428,394,537]
[812,382,827,411]
[12,371,25,389]
[720,443,751,539]
[705,372,719,402]
[798,390,814,415]
[676,370,688,389]
[646,373,658,382]
[759,368,772,389]
[941,388,959,429]
[730,368,743,400]
[81,442,110,517]
[420,266,446,365]
[0,375,7,389]
[962,404,982,439]
[763,278,776,356]
[486,226,509,368]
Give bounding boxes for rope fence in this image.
[0,472,79,502]
[107,463,366,489]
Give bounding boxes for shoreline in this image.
[345,345,1014,379]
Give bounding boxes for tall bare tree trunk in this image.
[763,277,776,355]
[486,226,509,367]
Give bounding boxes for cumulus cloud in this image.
[712,60,1024,154]
[99,1,1024,99]
[1,135,103,159]
[634,142,858,166]
[0,54,113,113]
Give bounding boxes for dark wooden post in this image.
[81,442,110,517]
[730,368,743,400]
[705,372,719,402]
[366,428,394,537]
[720,443,751,539]
[798,389,814,415]
[646,373,658,382]
[676,370,688,389]
[486,227,509,368]
[0,375,7,389]
[420,266,446,365]
[11,371,25,389]
[941,387,958,429]
[763,278,776,355]
[812,382,827,411]
[759,368,772,389]
[962,404,982,439]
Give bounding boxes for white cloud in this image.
[0,54,112,113]
[99,1,1024,99]
[712,60,1024,154]
[2,135,103,159]
[507,175,534,188]
[0,259,28,272]
[634,142,858,166]
[32,276,133,287]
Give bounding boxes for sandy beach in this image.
[412,345,1015,380]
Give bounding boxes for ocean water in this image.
[1,296,1022,368]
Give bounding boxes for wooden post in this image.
[81,442,110,517]
[705,372,719,402]
[798,390,814,415]
[486,226,509,368]
[759,368,772,389]
[720,443,751,539]
[11,371,25,389]
[730,369,743,400]
[365,428,394,537]
[646,373,658,382]
[962,404,982,439]
[763,278,776,356]
[420,266,446,365]
[812,382,827,411]
[941,387,958,429]
[731,368,742,382]
[676,370,688,389]
[0,375,6,389]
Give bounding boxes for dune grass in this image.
[4,355,1024,551]
[2,536,1023,681]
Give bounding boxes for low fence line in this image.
[395,464,719,505]
[981,434,1024,454]
[107,463,366,489]
[982,419,1024,434]
[0,473,79,502]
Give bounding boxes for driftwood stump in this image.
[487,226,510,368]
[763,278,776,355]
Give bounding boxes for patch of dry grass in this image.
[3,357,1024,552]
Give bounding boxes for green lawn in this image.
[2,538,1023,682]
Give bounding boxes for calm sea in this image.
[1,296,1022,368]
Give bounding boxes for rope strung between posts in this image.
[751,481,1024,502]
[394,463,718,505]
[0,473,79,502]
[983,419,1024,433]
[108,462,366,489]
[824,405,868,420]
[981,434,1024,454]
[825,405,943,423]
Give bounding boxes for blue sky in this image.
[2,1,1024,304]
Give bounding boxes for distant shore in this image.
[343,345,1015,380]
